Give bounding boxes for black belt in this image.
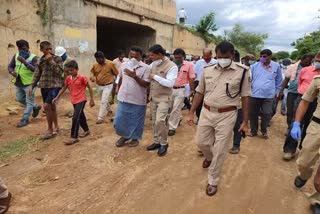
[312,116,320,124]
[97,82,113,86]
[173,86,185,89]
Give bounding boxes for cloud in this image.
[176,0,320,52]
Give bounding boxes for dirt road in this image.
[0,98,315,214]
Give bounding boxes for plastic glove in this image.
[290,122,301,141]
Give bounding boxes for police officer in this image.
[187,42,251,196]
[291,61,320,213]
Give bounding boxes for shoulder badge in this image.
[235,62,249,70]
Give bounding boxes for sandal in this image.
[128,139,139,147]
[0,192,12,214]
[64,139,80,145]
[53,128,60,135]
[40,132,55,140]
[79,130,90,138]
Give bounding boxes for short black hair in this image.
[148,44,166,55]
[64,60,79,69]
[130,47,143,56]
[173,48,186,58]
[260,49,272,56]
[301,53,314,60]
[117,50,125,56]
[16,40,29,49]
[234,50,240,62]
[40,41,51,49]
[94,51,105,58]
[215,42,235,54]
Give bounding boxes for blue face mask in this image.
[248,60,255,65]
[61,53,67,61]
[19,50,30,59]
[315,62,320,70]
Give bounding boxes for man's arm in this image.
[189,92,204,114]
[52,85,68,104]
[87,82,95,107]
[295,100,310,122]
[49,56,63,75]
[152,65,178,88]
[31,64,41,89]
[111,62,119,77]
[25,56,39,72]
[124,68,150,88]
[275,65,283,94]
[278,77,290,98]
[8,56,17,77]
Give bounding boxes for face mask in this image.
[19,50,30,59]
[127,58,139,69]
[260,57,267,64]
[315,62,320,70]
[217,58,232,68]
[174,59,183,66]
[248,60,255,65]
[61,53,67,61]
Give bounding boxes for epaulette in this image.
[235,62,249,70]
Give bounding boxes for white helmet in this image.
[55,46,66,57]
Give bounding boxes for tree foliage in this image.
[291,30,320,59]
[194,12,218,44]
[224,24,268,56]
[274,51,290,60]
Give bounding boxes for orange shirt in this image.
[174,61,196,87]
[90,60,119,85]
[298,65,320,94]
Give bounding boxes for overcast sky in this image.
[176,0,320,53]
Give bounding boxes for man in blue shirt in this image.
[249,49,283,139]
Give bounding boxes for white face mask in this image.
[127,58,139,69]
[217,58,232,68]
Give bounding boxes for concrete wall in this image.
[173,25,216,56]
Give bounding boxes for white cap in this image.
[55,46,66,56]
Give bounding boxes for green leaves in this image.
[291,30,320,59]
[194,12,218,44]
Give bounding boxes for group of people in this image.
[3,37,320,213]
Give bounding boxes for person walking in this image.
[187,42,251,196]
[146,44,178,156]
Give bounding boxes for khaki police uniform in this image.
[150,58,176,145]
[295,75,320,205]
[196,62,251,186]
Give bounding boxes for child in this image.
[30,41,63,140]
[53,60,95,145]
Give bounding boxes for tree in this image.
[194,12,218,45]
[291,30,320,59]
[290,50,299,60]
[224,24,268,56]
[274,51,290,60]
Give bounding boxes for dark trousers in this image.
[184,97,191,110]
[194,80,203,119]
[233,109,243,148]
[71,101,89,138]
[249,97,273,135]
[286,92,300,129]
[283,98,317,153]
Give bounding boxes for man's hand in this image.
[52,97,58,105]
[28,88,33,97]
[17,56,26,64]
[11,71,18,78]
[277,91,284,101]
[290,122,301,141]
[149,74,155,81]
[45,53,52,61]
[238,122,248,133]
[89,99,95,107]
[187,112,194,126]
[124,68,137,79]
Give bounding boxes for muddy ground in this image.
[0,95,316,214]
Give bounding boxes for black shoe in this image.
[16,119,29,128]
[32,105,42,118]
[168,130,176,136]
[311,204,320,214]
[147,143,161,151]
[157,144,168,156]
[294,176,307,188]
[115,137,129,147]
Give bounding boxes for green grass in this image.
[0,137,39,161]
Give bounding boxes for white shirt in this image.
[178,9,187,19]
[149,59,178,88]
[194,58,217,81]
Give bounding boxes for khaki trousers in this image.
[97,84,113,120]
[296,121,320,205]
[196,108,237,186]
[151,101,171,145]
[169,88,185,130]
[0,178,8,199]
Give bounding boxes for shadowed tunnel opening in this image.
[97,17,156,60]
